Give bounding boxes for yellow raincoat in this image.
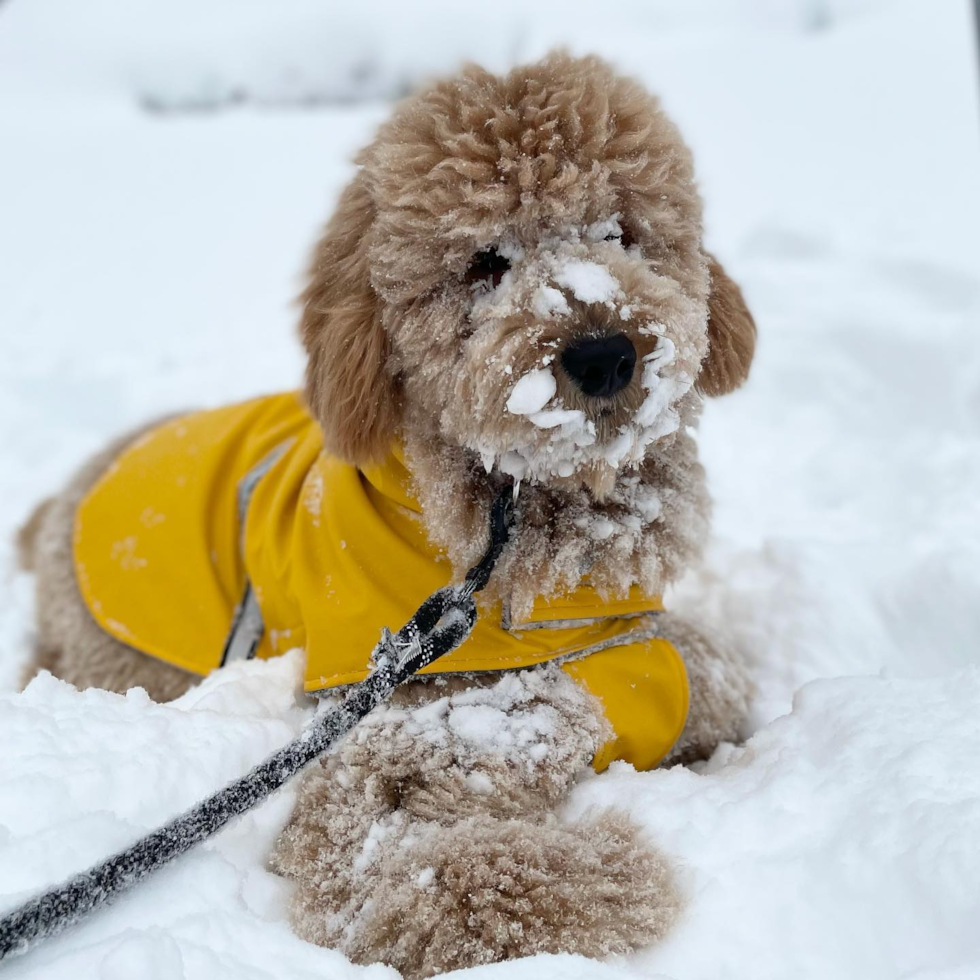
[74,392,688,770]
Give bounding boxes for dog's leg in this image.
[326,809,674,978]
[272,668,679,977]
[657,611,753,766]
[20,423,197,702]
[269,734,401,946]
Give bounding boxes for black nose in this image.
[560,334,637,398]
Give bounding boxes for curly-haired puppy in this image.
[18,53,756,977]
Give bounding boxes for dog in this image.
[17,53,756,977]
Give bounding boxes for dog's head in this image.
[301,53,755,501]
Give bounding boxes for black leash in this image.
[0,487,515,962]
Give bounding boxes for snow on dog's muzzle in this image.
[456,226,708,498]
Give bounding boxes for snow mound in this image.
[505,369,557,416]
[568,669,980,980]
[553,260,621,305]
[0,656,350,979]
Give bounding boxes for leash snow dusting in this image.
[2,1,980,978]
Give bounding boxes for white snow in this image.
[589,518,616,541]
[505,368,557,416]
[499,450,530,483]
[531,285,571,319]
[585,215,625,243]
[301,466,323,526]
[2,1,980,978]
[552,260,621,305]
[634,365,687,430]
[527,408,586,430]
[357,671,561,768]
[567,669,980,980]
[640,332,675,372]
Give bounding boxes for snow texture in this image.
[505,369,558,416]
[2,1,980,978]
[531,285,571,320]
[553,260,621,305]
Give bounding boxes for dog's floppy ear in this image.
[300,171,399,464]
[698,253,757,397]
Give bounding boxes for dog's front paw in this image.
[271,666,653,976]
[285,809,678,978]
[335,666,611,822]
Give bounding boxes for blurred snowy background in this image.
[1,1,979,978]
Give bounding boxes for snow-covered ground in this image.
[2,1,979,977]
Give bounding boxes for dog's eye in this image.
[466,248,511,290]
[605,228,635,249]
